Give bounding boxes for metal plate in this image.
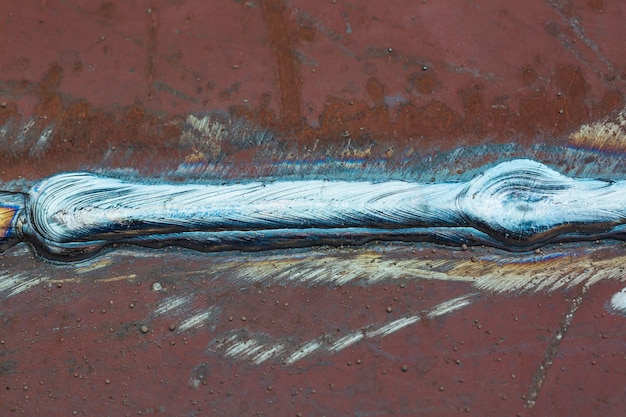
[0,1,625,416]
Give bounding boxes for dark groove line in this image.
[524,284,586,408]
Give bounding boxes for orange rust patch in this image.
[0,206,16,238]
[569,107,626,152]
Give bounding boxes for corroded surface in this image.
[1,0,625,180]
[0,0,625,416]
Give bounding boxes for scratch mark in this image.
[0,116,14,146]
[445,62,498,82]
[152,81,198,103]
[293,9,356,58]
[568,19,614,72]
[525,284,587,408]
[544,0,614,73]
[544,20,589,67]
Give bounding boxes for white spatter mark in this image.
[609,287,626,315]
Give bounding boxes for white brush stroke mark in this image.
[427,294,475,318]
[151,295,222,334]
[178,308,220,332]
[251,344,286,365]
[0,272,46,297]
[231,255,467,287]
[210,294,476,364]
[154,295,193,316]
[225,249,626,296]
[366,316,421,339]
[211,331,286,365]
[329,332,365,353]
[285,340,323,364]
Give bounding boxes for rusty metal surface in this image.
[0,0,625,416]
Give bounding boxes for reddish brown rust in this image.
[0,1,625,180]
